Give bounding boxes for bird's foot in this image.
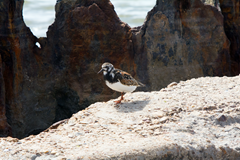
[114,99,122,104]
[114,94,124,104]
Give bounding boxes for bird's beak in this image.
[98,68,103,74]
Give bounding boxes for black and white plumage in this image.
[98,62,144,104]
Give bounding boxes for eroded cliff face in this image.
[0,0,239,138]
[0,0,40,137]
[133,0,231,91]
[0,0,135,138]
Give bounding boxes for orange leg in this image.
[114,92,124,104]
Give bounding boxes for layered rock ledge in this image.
[1,75,240,160]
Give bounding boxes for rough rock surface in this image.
[0,55,11,137]
[0,0,134,138]
[219,0,240,75]
[0,0,239,138]
[133,0,231,91]
[1,76,240,159]
[0,0,39,137]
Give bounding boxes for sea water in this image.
[23,0,156,37]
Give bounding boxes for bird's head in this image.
[98,62,114,75]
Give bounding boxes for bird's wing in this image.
[114,69,141,86]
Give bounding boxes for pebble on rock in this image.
[217,114,227,122]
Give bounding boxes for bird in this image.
[98,62,145,104]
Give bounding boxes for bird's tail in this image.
[138,81,145,87]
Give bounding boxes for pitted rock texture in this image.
[1,0,134,138]
[0,0,39,137]
[133,0,231,91]
[0,75,240,159]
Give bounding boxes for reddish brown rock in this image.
[219,0,240,75]
[133,0,231,91]
[44,0,135,101]
[0,55,12,137]
[0,0,50,138]
[40,0,135,121]
[1,0,135,138]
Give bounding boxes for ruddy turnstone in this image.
[98,62,145,104]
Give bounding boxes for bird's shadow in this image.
[114,100,150,113]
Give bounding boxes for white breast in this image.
[106,81,137,93]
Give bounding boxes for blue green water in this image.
[23,0,156,37]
